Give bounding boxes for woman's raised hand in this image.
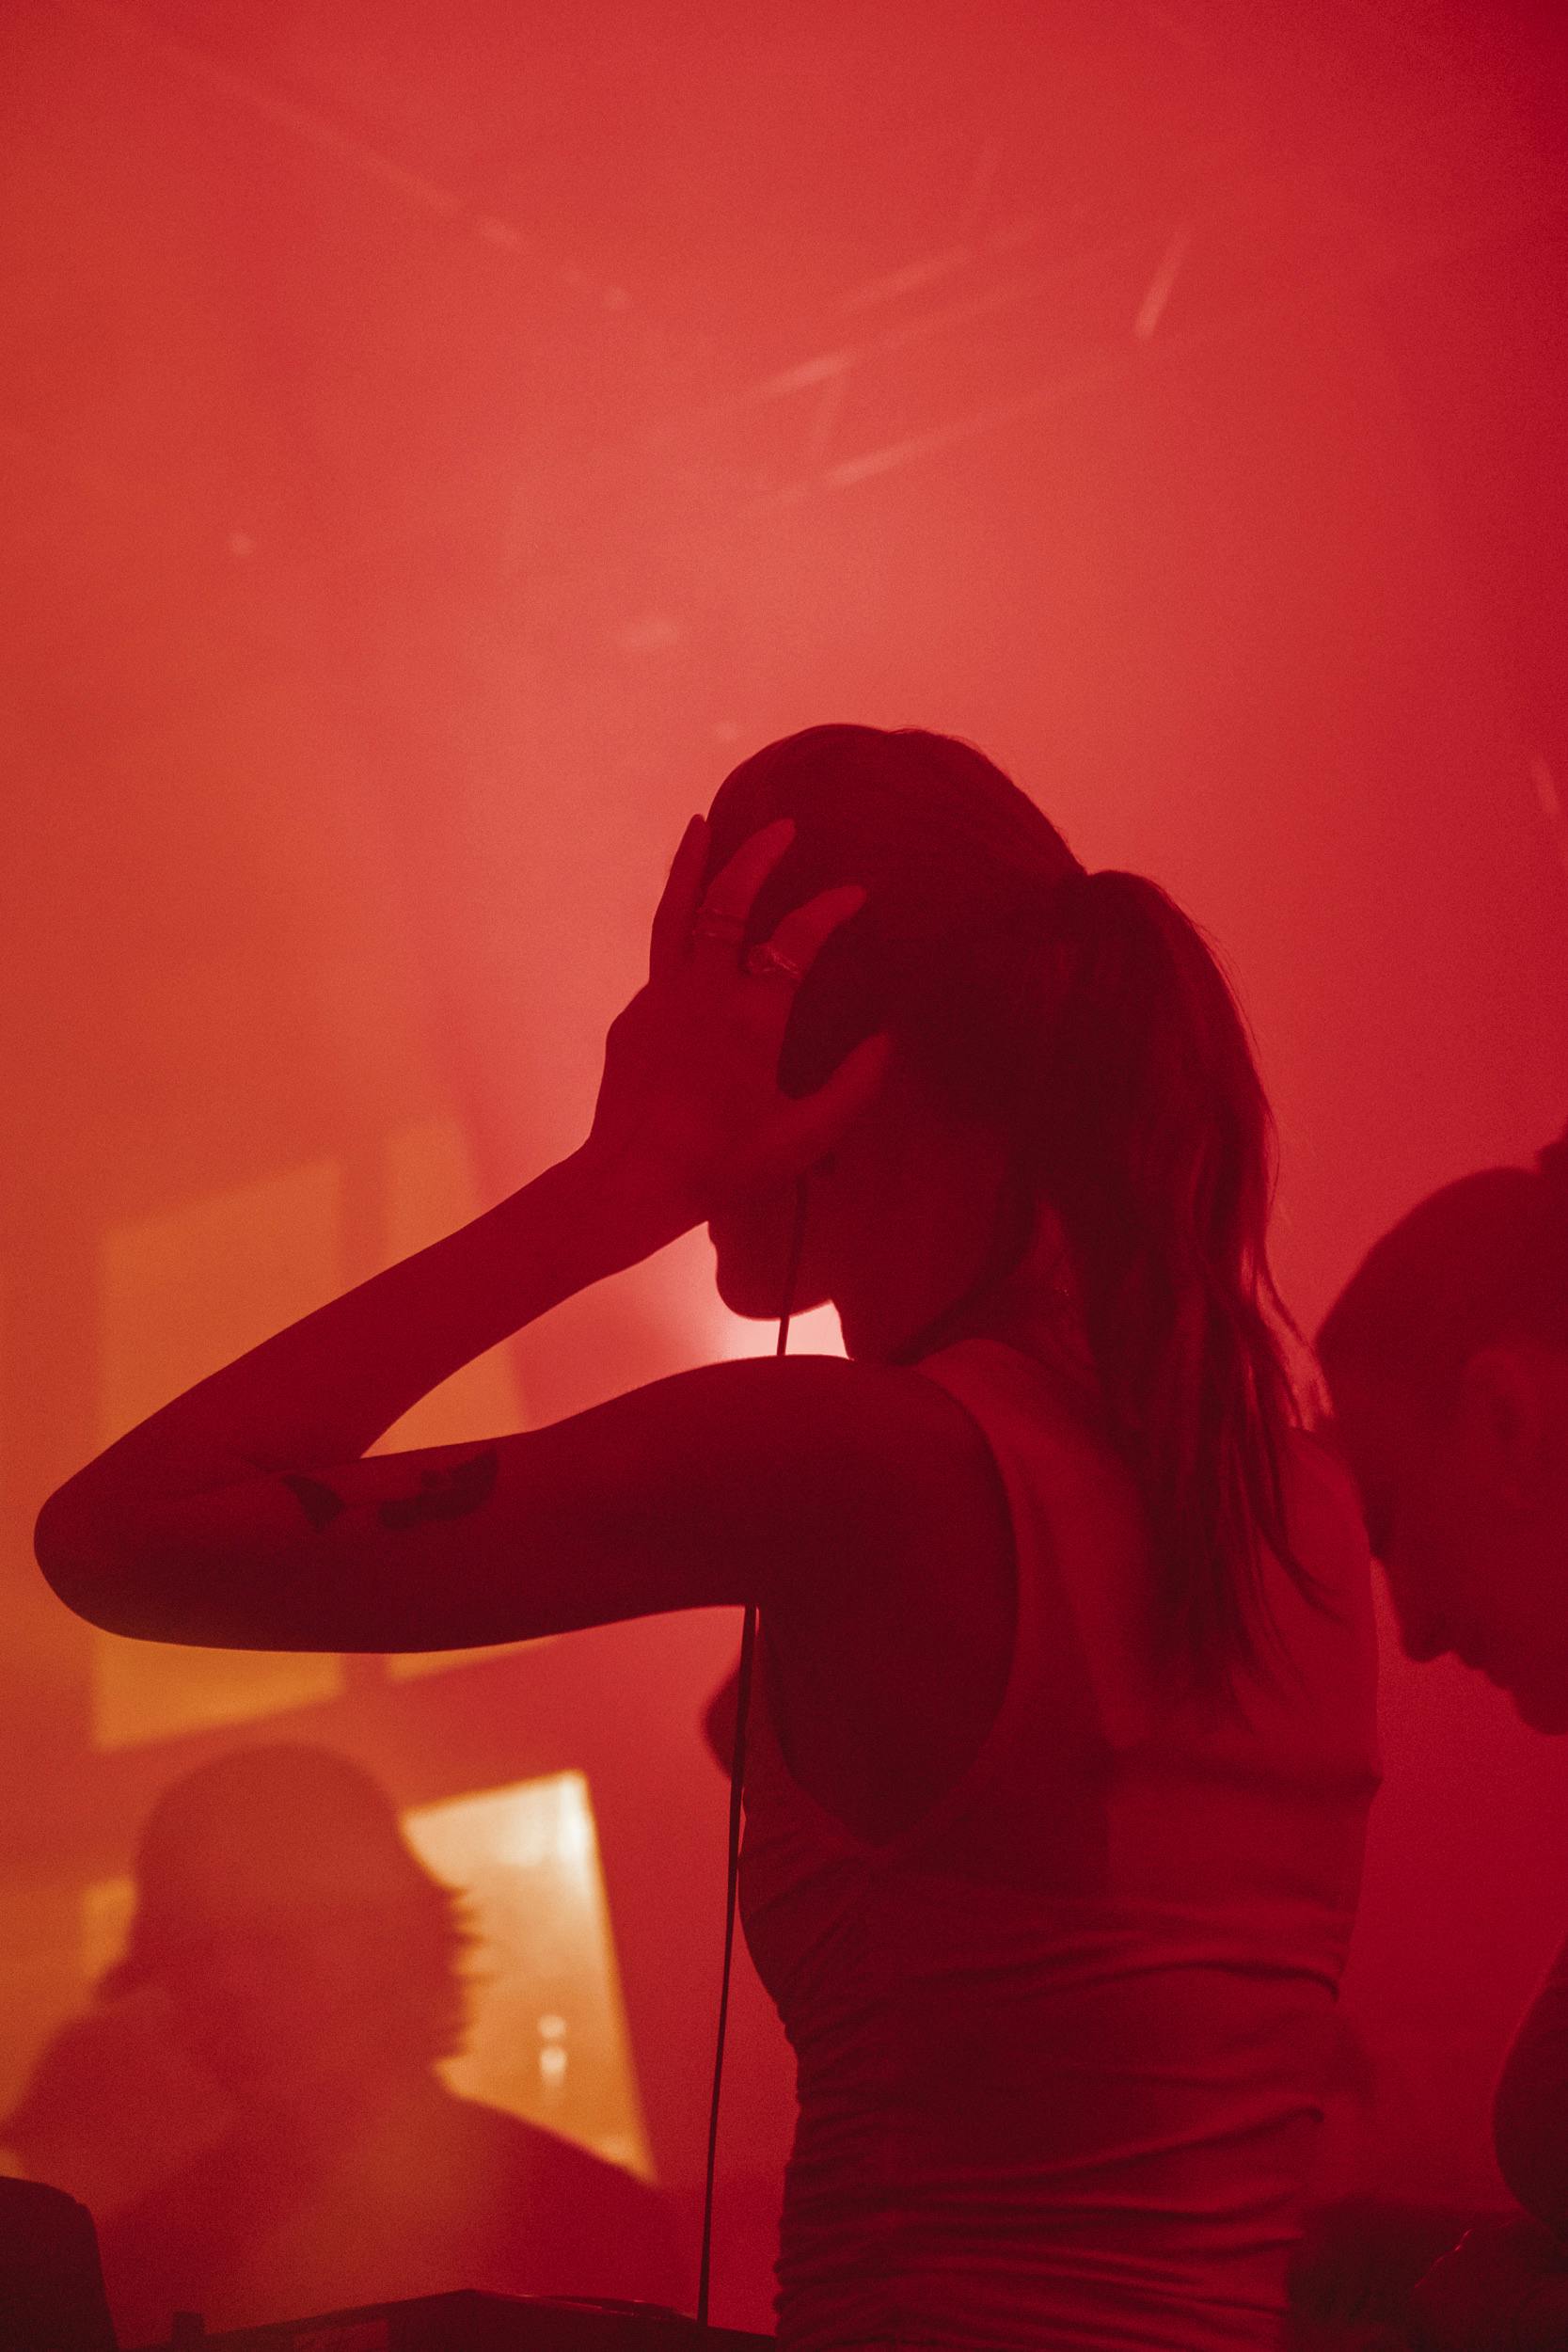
[581,815,889,1232]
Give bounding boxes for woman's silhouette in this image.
[39,724,1378,2349]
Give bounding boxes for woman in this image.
[38,724,1377,2350]
[1317,1133,1568,2350]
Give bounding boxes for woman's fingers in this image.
[757,883,867,984]
[648,816,709,983]
[689,818,795,968]
[617,812,882,1212]
[682,823,868,997]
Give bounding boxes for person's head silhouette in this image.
[700,723,1300,1687]
[1320,1130,1568,1730]
[103,1745,469,2119]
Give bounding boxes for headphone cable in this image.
[695,1174,810,2329]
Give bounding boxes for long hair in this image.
[1318,1127,1568,1414]
[706,724,1303,1689]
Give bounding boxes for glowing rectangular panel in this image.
[92,1160,345,1747]
[406,1773,653,2178]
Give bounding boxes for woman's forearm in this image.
[37,1147,671,1546]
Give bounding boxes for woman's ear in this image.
[1456,1344,1548,1508]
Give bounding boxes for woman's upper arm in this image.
[35,1355,975,1655]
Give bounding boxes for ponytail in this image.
[1025,869,1303,1688]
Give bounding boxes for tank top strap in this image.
[744,1336,1128,1880]
[921,1334,1156,1696]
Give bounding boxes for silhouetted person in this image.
[40,726,1378,2349]
[1318,1127,1568,2348]
[3,1987,233,2229]
[88,1745,677,2345]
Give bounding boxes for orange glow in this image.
[93,1161,347,1746]
[410,1774,654,2179]
[5,9,1568,2334]
[74,1771,651,2182]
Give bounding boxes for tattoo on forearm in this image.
[281,1450,500,1534]
[282,1473,346,1531]
[375,1448,499,1530]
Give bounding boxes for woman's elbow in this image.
[34,1485,150,1637]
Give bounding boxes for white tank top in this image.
[739,1338,1379,2352]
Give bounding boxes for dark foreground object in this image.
[133,2292,769,2352]
[0,2177,119,2352]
